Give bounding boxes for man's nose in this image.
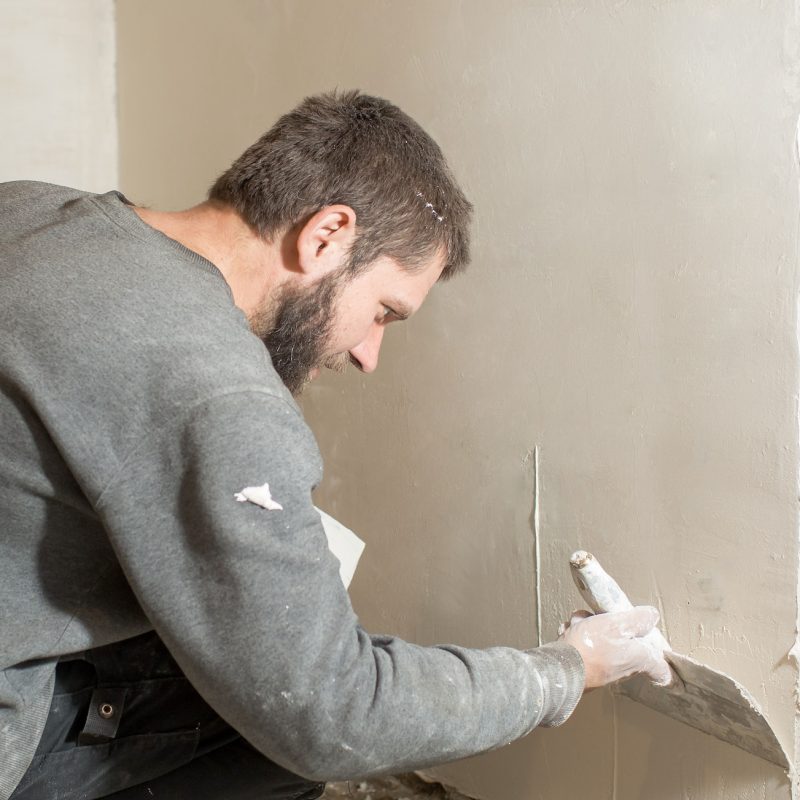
[349,324,385,373]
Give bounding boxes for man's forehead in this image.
[386,251,445,284]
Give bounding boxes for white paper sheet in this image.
[315,507,366,589]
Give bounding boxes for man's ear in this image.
[295,205,356,281]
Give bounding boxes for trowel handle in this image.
[569,550,671,652]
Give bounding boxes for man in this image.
[0,91,668,799]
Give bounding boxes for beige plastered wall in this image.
[0,0,117,190]
[116,2,800,798]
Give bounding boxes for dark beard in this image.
[249,270,346,395]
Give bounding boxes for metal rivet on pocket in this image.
[99,702,115,719]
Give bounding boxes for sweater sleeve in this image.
[95,390,584,781]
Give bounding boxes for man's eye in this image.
[379,305,409,323]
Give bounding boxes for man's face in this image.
[249,254,444,394]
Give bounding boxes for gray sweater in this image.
[0,181,584,797]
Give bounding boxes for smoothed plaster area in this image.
[0,0,117,191]
[116,2,800,797]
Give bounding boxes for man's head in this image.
[209,90,472,392]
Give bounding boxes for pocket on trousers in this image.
[12,729,200,800]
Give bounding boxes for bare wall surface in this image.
[0,0,117,190]
[116,2,800,797]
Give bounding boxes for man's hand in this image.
[558,606,671,690]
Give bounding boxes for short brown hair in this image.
[209,90,472,279]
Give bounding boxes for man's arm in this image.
[95,389,588,780]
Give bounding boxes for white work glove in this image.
[558,606,671,690]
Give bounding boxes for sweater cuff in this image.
[524,642,585,727]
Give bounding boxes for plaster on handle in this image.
[569,550,672,655]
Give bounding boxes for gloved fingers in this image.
[618,638,672,686]
[559,605,670,688]
[598,605,660,639]
[641,640,672,685]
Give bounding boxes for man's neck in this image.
[133,202,284,318]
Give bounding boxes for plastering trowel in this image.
[569,550,790,769]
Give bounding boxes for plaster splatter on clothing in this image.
[234,482,283,510]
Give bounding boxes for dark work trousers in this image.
[11,632,326,800]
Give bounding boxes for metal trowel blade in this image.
[618,651,790,769]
